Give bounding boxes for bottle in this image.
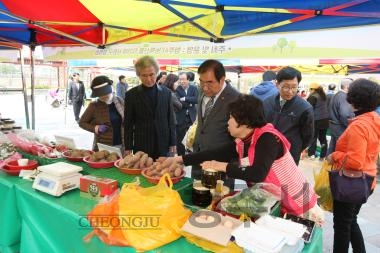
[213,180,224,202]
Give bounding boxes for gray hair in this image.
[134,55,160,76]
[341,77,353,90]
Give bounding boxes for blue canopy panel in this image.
[217,0,380,36]
[0,2,30,44]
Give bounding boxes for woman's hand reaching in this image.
[201,160,228,173]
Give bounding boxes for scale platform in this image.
[32,162,83,197]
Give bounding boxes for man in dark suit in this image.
[192,59,240,188]
[175,72,199,155]
[68,73,86,123]
[124,56,176,159]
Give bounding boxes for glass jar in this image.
[201,168,221,189]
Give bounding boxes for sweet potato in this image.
[146,157,154,167]
[174,168,182,177]
[134,151,145,159]
[126,155,139,166]
[118,159,125,167]
[139,154,148,168]
[133,160,140,169]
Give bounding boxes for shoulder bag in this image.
[329,157,374,204]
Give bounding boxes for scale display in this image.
[32,162,83,196]
[38,178,56,189]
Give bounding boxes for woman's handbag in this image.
[329,157,374,204]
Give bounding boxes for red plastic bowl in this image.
[141,169,185,185]
[83,156,118,169]
[0,166,22,176]
[62,150,93,162]
[5,160,38,171]
[114,159,142,175]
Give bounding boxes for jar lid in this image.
[203,168,218,173]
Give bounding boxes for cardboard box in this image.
[80,175,118,197]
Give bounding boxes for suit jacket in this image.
[193,83,240,152]
[124,84,176,159]
[68,80,86,103]
[175,84,198,124]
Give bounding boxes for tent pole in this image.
[237,72,241,92]
[30,46,36,130]
[19,49,30,129]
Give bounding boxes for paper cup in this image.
[17,159,29,166]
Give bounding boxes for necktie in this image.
[280,99,286,108]
[203,96,215,119]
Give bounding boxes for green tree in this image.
[277,38,288,53]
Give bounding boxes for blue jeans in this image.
[333,199,366,253]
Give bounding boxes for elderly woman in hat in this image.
[79,76,124,151]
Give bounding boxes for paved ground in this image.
[299,158,380,253]
[2,92,380,252]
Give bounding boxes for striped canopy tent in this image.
[0,0,380,48]
[348,64,380,74]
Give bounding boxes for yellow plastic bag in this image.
[185,121,197,151]
[87,174,192,252]
[181,231,244,253]
[180,214,246,253]
[314,160,333,212]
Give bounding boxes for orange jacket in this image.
[332,111,380,189]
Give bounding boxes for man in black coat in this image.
[124,56,176,159]
[175,72,198,155]
[68,73,86,123]
[263,67,314,165]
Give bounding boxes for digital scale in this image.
[32,162,83,197]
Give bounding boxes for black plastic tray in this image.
[283,213,315,243]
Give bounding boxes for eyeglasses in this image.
[281,86,298,92]
[199,80,217,87]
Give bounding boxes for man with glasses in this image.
[263,66,314,165]
[123,55,176,159]
[192,59,240,188]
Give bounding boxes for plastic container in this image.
[5,159,38,171]
[83,156,117,169]
[114,158,142,175]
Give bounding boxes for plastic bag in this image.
[86,174,192,252]
[219,183,281,219]
[181,231,244,253]
[314,160,333,212]
[183,121,197,151]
